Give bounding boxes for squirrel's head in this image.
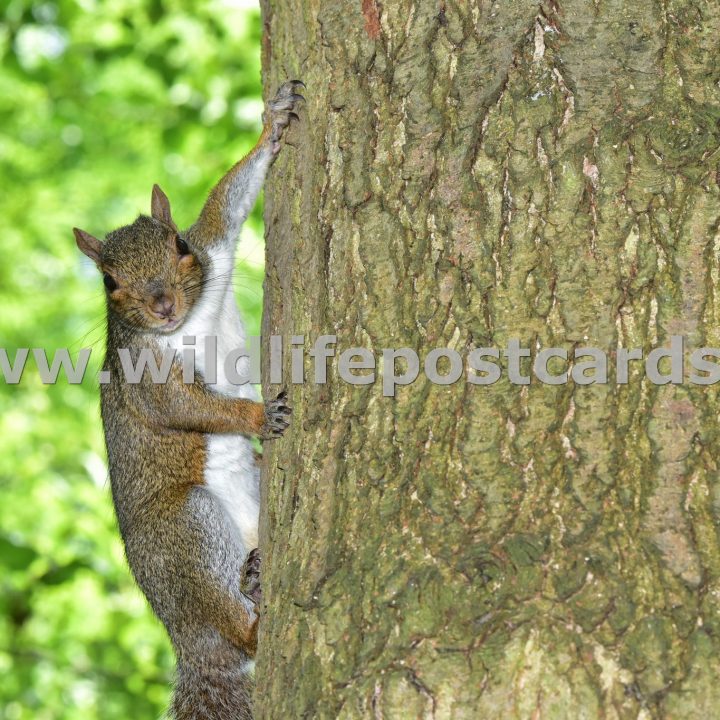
[74,185,204,334]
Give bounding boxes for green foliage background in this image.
[0,2,264,717]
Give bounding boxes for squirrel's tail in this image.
[171,660,255,720]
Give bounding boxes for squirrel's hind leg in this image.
[241,547,261,605]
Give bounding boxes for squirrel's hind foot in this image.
[241,548,262,605]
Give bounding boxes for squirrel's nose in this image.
[149,294,176,319]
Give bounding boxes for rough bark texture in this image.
[258,1,720,718]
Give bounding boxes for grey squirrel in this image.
[73,81,305,720]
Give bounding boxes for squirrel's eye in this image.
[103,273,117,292]
[176,237,190,256]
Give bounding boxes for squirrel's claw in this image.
[261,391,292,439]
[241,548,262,605]
[267,80,306,150]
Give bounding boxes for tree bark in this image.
[258,1,720,718]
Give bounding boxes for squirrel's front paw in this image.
[261,390,291,439]
[266,80,305,154]
[241,548,262,605]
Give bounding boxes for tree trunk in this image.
[257,1,720,717]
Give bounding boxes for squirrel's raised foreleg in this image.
[191,80,305,246]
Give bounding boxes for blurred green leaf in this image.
[39,560,91,587]
[0,537,39,571]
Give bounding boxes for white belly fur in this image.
[163,242,259,555]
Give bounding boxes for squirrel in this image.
[73,80,305,720]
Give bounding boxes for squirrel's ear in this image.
[73,228,102,266]
[151,184,178,231]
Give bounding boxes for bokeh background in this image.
[0,2,264,717]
